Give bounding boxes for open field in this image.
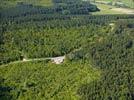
[92,3,124,14]
[0,0,53,10]
[95,0,134,8]
[0,61,100,100]
[92,3,134,15]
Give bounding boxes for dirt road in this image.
[1,56,65,67]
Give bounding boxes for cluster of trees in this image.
[0,23,109,65]
[76,21,134,100]
[1,13,133,32]
[52,0,99,15]
[0,0,99,17]
[1,0,134,100]
[0,61,99,99]
[78,63,134,100]
[0,11,134,65]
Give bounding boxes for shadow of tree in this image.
[0,77,13,100]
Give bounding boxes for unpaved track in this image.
[0,56,65,67]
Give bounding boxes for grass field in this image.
[92,3,124,15]
[95,0,134,8]
[92,1,134,15]
[20,0,53,6]
[0,0,53,10]
[0,61,100,100]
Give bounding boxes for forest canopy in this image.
[0,0,134,100]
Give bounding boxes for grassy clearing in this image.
[0,61,100,100]
[0,0,53,10]
[92,3,124,15]
[95,0,134,8]
[20,0,53,7]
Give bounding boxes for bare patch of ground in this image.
[51,56,65,64]
[22,56,65,64]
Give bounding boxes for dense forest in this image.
[76,21,134,100]
[0,0,134,100]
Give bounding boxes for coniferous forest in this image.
[0,0,134,100]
